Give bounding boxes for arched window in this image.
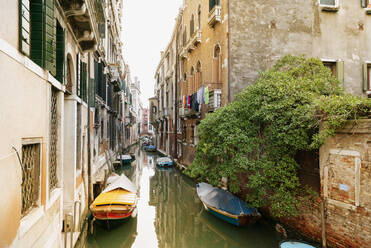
[212,45,221,83]
[190,15,195,37]
[190,66,195,93]
[183,27,187,46]
[196,61,202,89]
[198,5,201,29]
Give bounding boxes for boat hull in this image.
[157,161,173,167]
[202,202,260,227]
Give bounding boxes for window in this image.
[362,0,371,8]
[55,20,65,83]
[49,87,59,190]
[319,0,339,11]
[152,106,157,114]
[190,15,195,37]
[363,63,371,93]
[21,142,41,216]
[209,0,220,12]
[20,0,57,74]
[183,27,187,47]
[322,60,344,85]
[198,5,201,28]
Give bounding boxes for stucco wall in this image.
[229,0,371,99]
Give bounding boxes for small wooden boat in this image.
[90,174,137,228]
[117,154,132,164]
[156,157,173,167]
[280,240,318,248]
[196,182,261,227]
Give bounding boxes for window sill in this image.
[320,5,339,12]
[46,188,62,211]
[19,207,44,237]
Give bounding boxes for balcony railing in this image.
[179,108,197,118]
[208,5,222,27]
[190,29,202,46]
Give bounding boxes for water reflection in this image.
[86,149,281,248]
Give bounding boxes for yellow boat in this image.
[90,174,138,227]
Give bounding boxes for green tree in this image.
[185,55,370,217]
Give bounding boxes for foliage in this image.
[185,55,370,217]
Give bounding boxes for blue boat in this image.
[196,183,261,227]
[144,145,156,152]
[156,157,173,167]
[280,241,318,248]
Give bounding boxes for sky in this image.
[122,0,183,108]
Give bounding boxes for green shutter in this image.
[363,63,369,91]
[30,0,44,67]
[88,78,95,107]
[55,22,65,83]
[336,61,344,87]
[19,0,30,56]
[44,0,55,75]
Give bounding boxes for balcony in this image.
[208,89,222,112]
[179,108,197,118]
[58,0,105,51]
[179,47,187,59]
[208,5,222,27]
[190,29,202,46]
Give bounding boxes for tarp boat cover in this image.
[196,182,258,216]
[118,155,132,160]
[103,174,137,194]
[156,157,172,164]
[280,241,317,248]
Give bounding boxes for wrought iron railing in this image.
[22,143,41,216]
[49,88,59,191]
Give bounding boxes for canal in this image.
[84,148,282,248]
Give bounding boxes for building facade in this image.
[151,1,371,247]
[0,0,135,247]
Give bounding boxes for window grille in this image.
[22,143,41,216]
[49,87,58,190]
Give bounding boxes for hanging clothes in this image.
[196,86,204,112]
[204,86,209,105]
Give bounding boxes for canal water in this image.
[85,148,282,248]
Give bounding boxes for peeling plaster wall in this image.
[229,0,371,99]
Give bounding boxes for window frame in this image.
[318,0,339,11]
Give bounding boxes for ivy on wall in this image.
[185,55,370,217]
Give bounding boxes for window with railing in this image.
[49,87,59,190]
[209,0,220,12]
[21,142,41,216]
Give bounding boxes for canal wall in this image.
[280,119,371,248]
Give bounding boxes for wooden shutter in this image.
[44,0,56,75]
[363,63,369,92]
[336,61,344,87]
[30,0,45,67]
[19,0,30,56]
[55,23,65,83]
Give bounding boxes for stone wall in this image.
[229,0,371,99]
[281,119,371,248]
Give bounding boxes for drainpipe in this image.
[227,0,231,103]
[87,53,93,205]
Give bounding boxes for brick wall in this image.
[281,120,371,248]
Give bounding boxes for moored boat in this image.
[196,182,261,227]
[144,145,156,152]
[90,174,138,228]
[117,154,132,164]
[156,157,173,167]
